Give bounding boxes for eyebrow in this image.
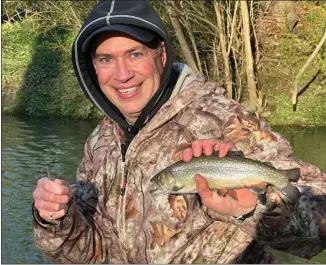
[95,45,146,57]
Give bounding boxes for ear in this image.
[160,42,167,67]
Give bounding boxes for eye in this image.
[131,52,142,58]
[100,57,111,63]
[95,56,111,65]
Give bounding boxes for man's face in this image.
[93,33,166,124]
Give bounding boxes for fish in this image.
[150,151,300,202]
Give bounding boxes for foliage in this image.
[156,0,267,112]
[2,1,103,119]
[2,1,325,126]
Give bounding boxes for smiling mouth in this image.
[117,86,139,95]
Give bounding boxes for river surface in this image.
[1,115,326,264]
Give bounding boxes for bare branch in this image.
[214,0,233,98]
[293,29,326,109]
[182,17,202,73]
[167,7,199,71]
[227,0,239,56]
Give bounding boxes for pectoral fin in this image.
[172,186,184,193]
[216,188,228,197]
[227,190,238,201]
[248,182,268,194]
[216,188,239,201]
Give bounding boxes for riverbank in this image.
[2,1,325,126]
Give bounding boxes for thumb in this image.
[195,174,212,199]
[54,179,72,196]
[54,178,70,186]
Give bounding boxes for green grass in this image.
[272,249,326,264]
[266,92,326,127]
[261,2,326,126]
[2,16,103,119]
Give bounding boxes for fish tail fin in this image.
[281,183,301,203]
[282,168,301,181]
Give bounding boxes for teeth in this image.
[118,87,137,94]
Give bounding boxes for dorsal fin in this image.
[226,150,245,157]
[261,161,275,167]
[212,150,245,158]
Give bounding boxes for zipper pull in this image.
[120,173,127,196]
[120,143,127,196]
[121,143,126,162]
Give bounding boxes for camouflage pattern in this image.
[33,72,326,263]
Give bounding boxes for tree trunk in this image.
[214,1,233,98]
[167,7,199,72]
[240,0,259,111]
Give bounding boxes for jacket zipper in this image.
[118,142,128,243]
[118,127,136,243]
[120,143,127,196]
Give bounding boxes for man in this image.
[32,0,326,263]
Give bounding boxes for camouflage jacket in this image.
[33,66,326,263]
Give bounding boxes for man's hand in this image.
[33,178,72,222]
[181,139,258,218]
[181,139,234,162]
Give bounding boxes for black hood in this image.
[72,0,175,149]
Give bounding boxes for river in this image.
[1,115,326,264]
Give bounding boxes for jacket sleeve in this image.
[33,124,108,264]
[203,93,326,259]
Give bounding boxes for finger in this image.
[38,178,70,195]
[232,188,258,208]
[195,174,233,213]
[192,140,205,157]
[34,190,70,204]
[54,178,72,189]
[194,174,214,199]
[214,141,235,158]
[182,148,194,162]
[34,200,67,212]
[202,139,218,156]
[54,179,73,196]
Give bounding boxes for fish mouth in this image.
[149,188,169,196]
[149,182,169,196]
[149,181,163,195]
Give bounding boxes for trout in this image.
[150,151,300,202]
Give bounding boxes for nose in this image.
[114,58,134,82]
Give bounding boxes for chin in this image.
[124,109,142,120]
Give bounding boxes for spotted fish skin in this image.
[150,152,300,195]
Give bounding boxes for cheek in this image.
[140,63,155,76]
[96,70,111,85]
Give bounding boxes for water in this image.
[1,115,98,264]
[1,115,326,264]
[273,126,326,172]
